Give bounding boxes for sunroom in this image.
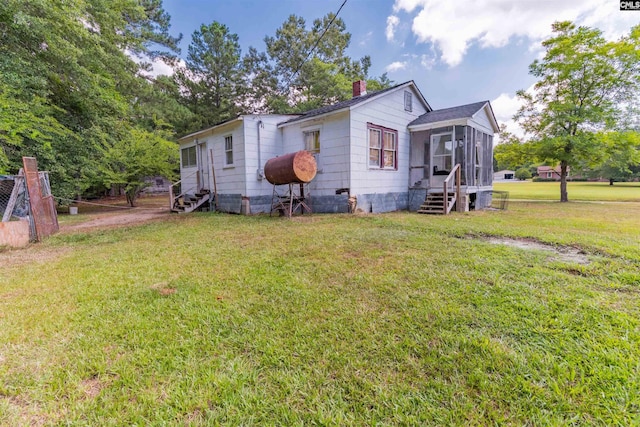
[407,101,499,213]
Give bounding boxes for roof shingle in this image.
[279,81,420,126]
[409,101,489,127]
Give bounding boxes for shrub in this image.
[515,167,532,180]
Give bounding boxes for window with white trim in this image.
[181,146,197,168]
[304,130,320,154]
[368,123,398,170]
[224,135,233,166]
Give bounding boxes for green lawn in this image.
[494,181,640,202]
[1,203,639,425]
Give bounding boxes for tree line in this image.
[0,0,391,205]
[495,22,640,199]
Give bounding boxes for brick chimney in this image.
[352,80,366,97]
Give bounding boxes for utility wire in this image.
[284,0,348,87]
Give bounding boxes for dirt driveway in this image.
[60,209,171,233]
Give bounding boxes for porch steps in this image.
[417,192,454,214]
[171,190,211,214]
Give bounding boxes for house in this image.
[494,170,515,181]
[175,80,499,215]
[537,165,567,180]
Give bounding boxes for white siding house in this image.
[176,81,498,214]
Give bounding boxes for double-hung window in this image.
[368,123,398,170]
[224,135,233,166]
[181,146,197,168]
[304,130,320,154]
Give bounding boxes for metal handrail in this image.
[442,164,461,214]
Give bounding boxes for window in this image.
[547,172,552,178]
[224,135,233,166]
[368,123,398,169]
[181,146,197,168]
[304,130,320,154]
[404,91,413,112]
[432,133,453,173]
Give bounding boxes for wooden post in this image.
[168,183,174,211]
[456,165,462,212]
[209,149,218,210]
[442,179,447,215]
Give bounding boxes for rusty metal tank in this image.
[264,151,317,185]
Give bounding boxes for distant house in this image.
[494,170,515,181]
[175,80,499,215]
[537,165,568,180]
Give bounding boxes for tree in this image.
[515,167,532,180]
[583,130,640,184]
[257,13,390,113]
[100,123,178,207]
[0,0,182,199]
[514,21,640,201]
[175,21,243,133]
[493,125,532,172]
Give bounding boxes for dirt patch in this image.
[80,377,104,399]
[0,246,72,269]
[150,282,177,296]
[1,202,170,268]
[60,209,170,233]
[485,236,591,265]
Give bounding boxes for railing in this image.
[169,170,200,211]
[443,164,461,215]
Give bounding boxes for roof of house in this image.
[537,166,563,172]
[408,101,494,128]
[178,114,300,143]
[278,80,431,126]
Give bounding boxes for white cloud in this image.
[386,15,400,41]
[391,0,638,67]
[385,61,407,72]
[135,56,186,78]
[491,84,536,142]
[359,31,373,46]
[420,54,435,70]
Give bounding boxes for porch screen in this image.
[466,127,474,186]
[455,126,465,184]
[432,134,452,173]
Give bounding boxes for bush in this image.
[515,167,532,180]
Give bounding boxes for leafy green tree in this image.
[257,13,389,113]
[100,123,178,207]
[583,131,640,184]
[493,125,531,171]
[0,0,181,199]
[515,21,640,201]
[515,167,532,180]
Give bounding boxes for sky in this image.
[159,0,638,140]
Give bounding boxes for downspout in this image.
[257,120,264,180]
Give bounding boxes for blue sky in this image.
[159,0,638,138]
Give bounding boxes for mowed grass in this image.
[1,203,639,425]
[494,181,640,202]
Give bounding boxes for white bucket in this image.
[69,206,78,215]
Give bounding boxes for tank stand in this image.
[270,183,312,217]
